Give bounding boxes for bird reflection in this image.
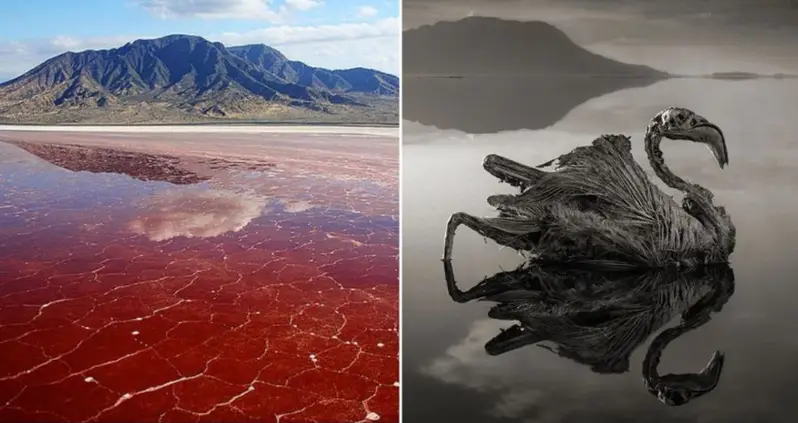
[443,261,735,406]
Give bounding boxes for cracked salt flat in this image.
[0,131,399,423]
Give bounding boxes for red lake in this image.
[0,129,399,423]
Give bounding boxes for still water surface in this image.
[402,78,798,422]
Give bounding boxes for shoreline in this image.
[0,124,399,137]
[0,121,399,127]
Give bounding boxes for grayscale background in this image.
[401,1,798,422]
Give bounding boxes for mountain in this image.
[403,17,667,77]
[402,17,668,133]
[0,35,398,124]
[227,45,398,96]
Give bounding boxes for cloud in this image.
[285,0,322,11]
[134,0,285,21]
[215,17,398,46]
[416,319,629,422]
[0,35,143,80]
[128,189,268,242]
[420,319,513,390]
[279,200,317,213]
[357,5,379,18]
[489,389,546,419]
[213,17,399,71]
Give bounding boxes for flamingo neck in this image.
[644,128,692,193]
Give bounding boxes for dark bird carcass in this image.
[443,107,735,269]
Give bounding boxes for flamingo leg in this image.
[442,211,539,260]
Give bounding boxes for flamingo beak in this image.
[664,122,728,169]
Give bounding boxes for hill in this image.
[402,17,668,133]
[0,35,398,124]
[403,17,667,77]
[227,44,398,96]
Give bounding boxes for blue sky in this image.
[0,0,399,82]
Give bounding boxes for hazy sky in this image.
[404,0,798,74]
[0,0,399,82]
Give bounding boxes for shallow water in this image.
[402,78,798,422]
[0,135,399,422]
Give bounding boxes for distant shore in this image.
[0,120,398,127]
[406,72,798,80]
[0,124,399,137]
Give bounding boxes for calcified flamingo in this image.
[443,107,735,269]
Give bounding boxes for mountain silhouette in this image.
[404,17,666,77]
[0,34,398,124]
[402,17,668,134]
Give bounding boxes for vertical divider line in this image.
[397,1,405,421]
